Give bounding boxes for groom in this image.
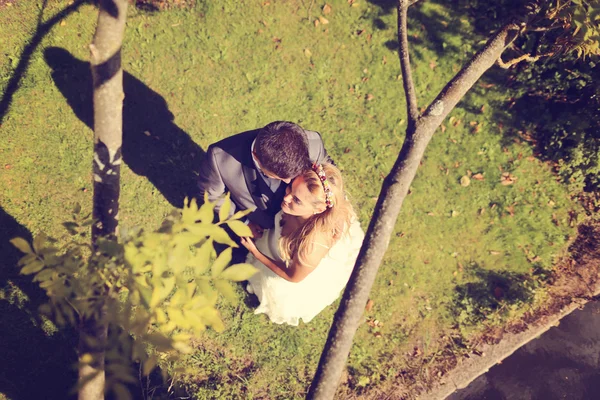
[197,121,331,239]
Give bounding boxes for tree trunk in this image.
[307,2,520,397]
[79,1,127,399]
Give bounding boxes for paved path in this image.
[447,301,600,400]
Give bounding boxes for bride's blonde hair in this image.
[279,163,355,266]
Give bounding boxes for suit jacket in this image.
[197,129,330,229]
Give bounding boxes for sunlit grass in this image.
[0,0,580,398]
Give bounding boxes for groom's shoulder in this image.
[209,129,259,153]
[304,129,324,142]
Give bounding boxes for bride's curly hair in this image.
[279,163,355,267]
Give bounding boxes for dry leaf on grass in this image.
[500,172,517,185]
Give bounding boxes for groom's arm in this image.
[197,145,228,210]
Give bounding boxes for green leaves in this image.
[219,192,232,222]
[21,260,45,275]
[10,237,33,254]
[211,248,232,278]
[221,263,258,281]
[227,220,252,237]
[17,197,251,400]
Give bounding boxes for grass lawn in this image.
[0,0,581,398]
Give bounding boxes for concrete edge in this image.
[420,284,600,400]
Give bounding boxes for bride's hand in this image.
[240,236,258,255]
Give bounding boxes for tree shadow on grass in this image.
[0,0,89,126]
[451,265,536,328]
[0,208,77,400]
[44,47,205,208]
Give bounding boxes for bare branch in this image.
[398,0,419,127]
[408,0,424,6]
[497,52,554,68]
[528,25,561,32]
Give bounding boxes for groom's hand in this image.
[247,221,264,239]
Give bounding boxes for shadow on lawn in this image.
[44,47,205,208]
[451,265,536,328]
[0,208,77,400]
[0,0,89,126]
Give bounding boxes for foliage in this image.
[10,196,256,399]
[508,52,600,193]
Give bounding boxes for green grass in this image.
[0,0,581,398]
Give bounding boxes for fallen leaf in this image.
[427,212,436,216]
[489,250,501,255]
[323,3,332,14]
[314,19,320,27]
[319,16,329,24]
[356,29,365,35]
[60,20,66,26]
[344,147,351,153]
[480,104,486,113]
[4,164,11,169]
[365,299,374,312]
[451,210,459,218]
[469,121,478,126]
[505,204,515,216]
[366,94,374,101]
[429,59,437,70]
[460,176,471,187]
[472,173,485,181]
[440,124,446,133]
[500,172,517,185]
[304,48,312,57]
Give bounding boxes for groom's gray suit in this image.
[197,128,330,229]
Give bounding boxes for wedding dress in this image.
[246,210,365,326]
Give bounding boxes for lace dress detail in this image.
[246,211,365,326]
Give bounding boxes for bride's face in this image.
[281,176,324,217]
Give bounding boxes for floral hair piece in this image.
[312,163,334,208]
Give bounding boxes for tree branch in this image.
[308,20,524,400]
[419,21,521,130]
[398,0,419,127]
[497,52,554,68]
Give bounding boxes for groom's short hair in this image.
[255,121,311,179]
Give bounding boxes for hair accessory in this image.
[312,163,334,208]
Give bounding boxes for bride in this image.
[240,162,364,326]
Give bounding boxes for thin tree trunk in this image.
[307,1,520,397]
[79,1,127,399]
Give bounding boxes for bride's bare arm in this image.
[240,236,331,283]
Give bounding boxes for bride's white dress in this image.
[246,211,365,326]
